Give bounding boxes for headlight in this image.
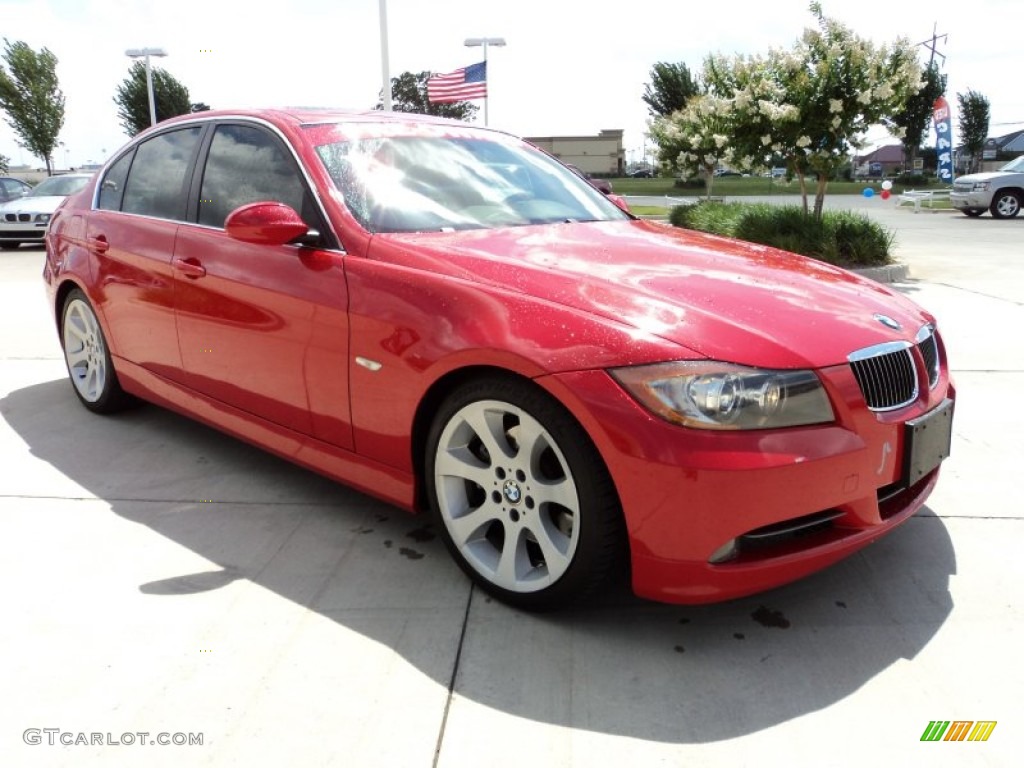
[612,361,834,430]
[972,182,990,192]
[35,213,51,224]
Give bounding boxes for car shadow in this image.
[1,377,956,744]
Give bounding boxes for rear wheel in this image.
[990,191,1021,219]
[426,377,624,610]
[61,289,133,413]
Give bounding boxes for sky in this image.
[1,0,1021,170]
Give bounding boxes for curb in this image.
[851,262,909,284]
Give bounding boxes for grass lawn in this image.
[612,176,950,197]
[628,205,669,216]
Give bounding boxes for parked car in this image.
[950,155,1024,218]
[44,109,954,610]
[564,163,613,195]
[629,169,654,178]
[0,176,32,202]
[713,169,742,177]
[0,173,91,249]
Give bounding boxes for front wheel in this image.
[61,289,133,413]
[963,209,984,218]
[990,191,1021,219]
[426,377,624,610]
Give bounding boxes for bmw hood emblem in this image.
[873,313,901,331]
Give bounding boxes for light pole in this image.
[379,0,391,111]
[464,37,505,126]
[125,47,168,127]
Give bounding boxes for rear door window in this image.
[98,151,134,211]
[121,127,202,220]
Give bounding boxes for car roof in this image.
[155,107,501,134]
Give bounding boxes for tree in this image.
[0,39,65,176]
[958,89,990,173]
[376,71,479,122]
[642,62,700,117]
[113,61,192,136]
[648,94,740,199]
[890,61,946,171]
[0,153,8,174]
[652,2,922,219]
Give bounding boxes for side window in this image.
[1,179,26,200]
[121,127,202,220]
[98,151,134,211]
[198,124,308,228]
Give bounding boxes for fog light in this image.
[708,539,738,564]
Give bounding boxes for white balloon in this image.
[881,180,893,191]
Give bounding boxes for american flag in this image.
[426,61,487,103]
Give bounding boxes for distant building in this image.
[969,129,1024,172]
[854,144,906,177]
[525,129,624,176]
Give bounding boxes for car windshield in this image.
[999,155,1024,173]
[310,126,628,233]
[29,175,89,197]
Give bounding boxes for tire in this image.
[989,190,1021,219]
[426,376,624,610]
[963,209,984,218]
[0,242,19,250]
[61,289,133,413]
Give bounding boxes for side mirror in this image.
[606,193,632,214]
[224,201,310,246]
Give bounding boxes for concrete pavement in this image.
[1,203,1020,767]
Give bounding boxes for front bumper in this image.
[541,360,954,604]
[950,191,990,211]
[0,220,48,243]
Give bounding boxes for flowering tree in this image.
[648,94,737,199]
[650,2,922,219]
[782,3,920,216]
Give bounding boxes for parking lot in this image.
[1,199,1020,767]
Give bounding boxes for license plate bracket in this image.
[902,398,954,486]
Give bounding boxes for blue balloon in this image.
[862,187,875,198]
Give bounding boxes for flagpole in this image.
[464,37,506,126]
[483,42,489,126]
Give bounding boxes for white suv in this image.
[951,155,1024,218]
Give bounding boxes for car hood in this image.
[371,220,932,369]
[0,195,67,215]
[955,171,1024,184]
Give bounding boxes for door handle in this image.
[173,257,207,279]
[87,235,109,254]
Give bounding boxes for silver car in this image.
[950,156,1024,219]
[0,173,91,250]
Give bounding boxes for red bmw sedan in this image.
[44,109,954,609]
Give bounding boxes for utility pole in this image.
[917,22,947,68]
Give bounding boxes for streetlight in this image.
[464,37,505,126]
[125,47,168,127]
[379,0,391,111]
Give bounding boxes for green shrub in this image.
[673,177,707,189]
[668,201,893,268]
[892,172,929,187]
